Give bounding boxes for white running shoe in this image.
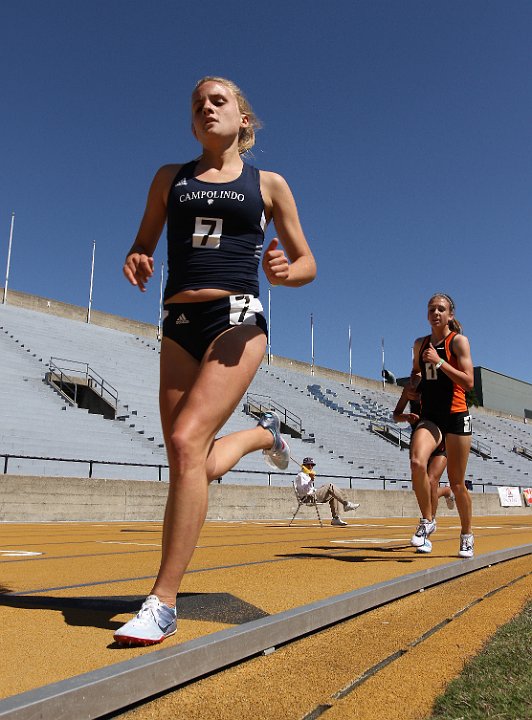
[416,537,433,554]
[445,493,456,510]
[458,533,474,558]
[411,518,436,547]
[113,595,177,646]
[344,502,360,512]
[258,412,290,470]
[331,517,347,526]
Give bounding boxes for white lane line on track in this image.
[330,538,408,544]
[448,525,503,530]
[339,523,417,528]
[96,541,161,547]
[0,550,43,556]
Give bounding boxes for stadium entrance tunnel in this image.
[45,357,118,420]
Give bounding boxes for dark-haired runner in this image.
[407,293,474,558]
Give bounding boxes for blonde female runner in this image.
[116,77,316,644]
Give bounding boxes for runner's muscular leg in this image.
[445,433,472,535]
[202,327,279,479]
[410,422,440,520]
[427,454,447,517]
[152,326,269,605]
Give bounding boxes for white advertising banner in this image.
[522,488,532,507]
[497,486,523,507]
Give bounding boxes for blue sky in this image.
[1,1,531,383]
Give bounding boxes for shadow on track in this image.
[0,592,269,631]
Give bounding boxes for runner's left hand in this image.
[262,238,289,285]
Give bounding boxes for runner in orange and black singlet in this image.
[408,293,475,559]
[417,331,472,436]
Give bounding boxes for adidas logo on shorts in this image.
[174,314,190,325]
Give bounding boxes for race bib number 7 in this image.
[192,217,223,248]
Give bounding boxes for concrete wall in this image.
[267,354,398,396]
[0,288,158,339]
[1,475,529,522]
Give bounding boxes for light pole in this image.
[87,241,96,323]
[381,337,385,390]
[310,313,315,375]
[3,212,15,305]
[348,324,352,385]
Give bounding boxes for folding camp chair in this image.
[289,480,325,527]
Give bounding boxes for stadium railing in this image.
[0,452,517,494]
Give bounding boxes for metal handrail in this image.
[0,451,515,494]
[370,422,411,449]
[49,357,118,409]
[513,444,532,460]
[470,438,492,458]
[246,393,303,434]
[47,364,79,406]
[372,422,495,459]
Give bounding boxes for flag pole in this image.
[157,261,164,341]
[348,324,352,385]
[86,240,96,323]
[381,336,385,390]
[3,212,15,305]
[310,313,315,376]
[267,286,272,364]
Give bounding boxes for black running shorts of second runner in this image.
[418,410,473,437]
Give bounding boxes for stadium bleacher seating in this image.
[1,302,531,491]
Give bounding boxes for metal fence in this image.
[0,452,522,494]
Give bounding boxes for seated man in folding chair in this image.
[294,457,360,526]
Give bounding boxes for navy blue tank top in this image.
[164,161,266,300]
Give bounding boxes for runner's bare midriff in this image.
[165,288,235,303]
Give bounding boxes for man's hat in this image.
[302,457,315,466]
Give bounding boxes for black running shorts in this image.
[162,295,267,362]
